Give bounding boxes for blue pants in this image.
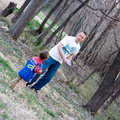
[30,56,61,90]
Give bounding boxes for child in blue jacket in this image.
[9,50,49,93]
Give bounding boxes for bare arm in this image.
[66,53,74,62]
[58,43,68,63]
[58,43,74,64]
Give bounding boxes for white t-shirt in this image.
[49,36,80,64]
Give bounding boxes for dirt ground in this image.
[0,0,97,120]
[0,92,39,120]
[0,1,46,120]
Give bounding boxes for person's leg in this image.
[29,56,53,84]
[29,74,40,84]
[9,75,22,88]
[13,79,27,92]
[32,61,61,90]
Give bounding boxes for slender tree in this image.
[40,0,90,45]
[32,0,54,19]
[83,8,120,66]
[83,50,120,115]
[69,10,87,36]
[74,1,119,60]
[11,0,31,23]
[8,0,44,40]
[31,0,64,35]
[37,0,74,45]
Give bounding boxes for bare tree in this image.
[83,50,120,115]
[1,2,17,17]
[83,8,120,66]
[7,0,44,40]
[42,0,90,45]
[36,0,74,45]
[31,0,64,35]
[74,1,119,61]
[69,10,87,36]
[11,0,31,23]
[32,0,54,19]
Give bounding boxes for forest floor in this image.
[0,0,97,120]
[1,0,119,120]
[0,21,96,120]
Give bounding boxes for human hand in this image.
[66,59,71,66]
[63,58,71,66]
[38,70,42,74]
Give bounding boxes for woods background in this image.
[0,0,120,119]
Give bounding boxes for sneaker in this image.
[30,86,38,93]
[34,89,38,93]
[26,83,31,86]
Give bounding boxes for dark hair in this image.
[78,31,88,38]
[39,50,49,60]
[83,31,88,37]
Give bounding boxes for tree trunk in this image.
[103,88,120,110]
[1,2,17,17]
[11,0,31,23]
[36,0,74,45]
[83,50,120,115]
[32,0,54,19]
[8,0,44,40]
[69,10,87,36]
[83,8,120,66]
[33,0,64,35]
[44,0,90,45]
[74,1,119,61]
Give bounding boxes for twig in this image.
[77,0,120,22]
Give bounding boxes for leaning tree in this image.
[83,50,120,115]
[11,0,31,23]
[36,0,90,45]
[8,0,44,40]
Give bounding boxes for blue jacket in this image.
[18,58,43,82]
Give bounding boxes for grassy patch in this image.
[44,108,56,118]
[0,98,9,120]
[22,88,57,118]
[27,19,41,30]
[14,7,19,13]
[0,55,56,119]
[0,57,17,79]
[69,82,80,94]
[0,16,11,28]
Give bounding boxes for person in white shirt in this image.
[28,31,87,93]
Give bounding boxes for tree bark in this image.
[74,1,119,61]
[83,50,120,115]
[36,0,74,45]
[83,8,120,66]
[31,0,54,19]
[1,2,17,17]
[69,10,87,36]
[103,87,120,110]
[33,0,64,35]
[11,0,31,23]
[8,0,44,40]
[44,0,90,45]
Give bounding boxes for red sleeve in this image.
[35,63,43,74]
